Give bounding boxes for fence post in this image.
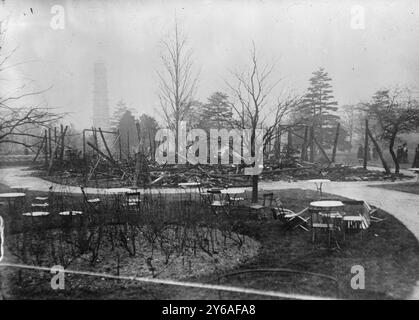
[363,119,369,169]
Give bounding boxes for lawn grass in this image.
[0,183,418,300]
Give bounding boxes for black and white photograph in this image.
[0,0,419,304]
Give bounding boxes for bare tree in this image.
[226,43,297,202]
[0,19,63,153]
[364,89,419,174]
[157,20,199,159]
[0,104,62,150]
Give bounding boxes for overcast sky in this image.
[2,0,419,129]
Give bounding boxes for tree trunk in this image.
[363,119,369,169]
[251,127,259,203]
[389,133,399,174]
[251,175,258,203]
[301,126,308,161]
[367,127,390,174]
[331,123,340,162]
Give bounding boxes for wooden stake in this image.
[312,133,331,164]
[287,129,293,156]
[363,119,369,169]
[331,123,340,163]
[301,126,308,161]
[82,129,86,159]
[127,130,130,159]
[87,141,119,167]
[33,136,45,162]
[309,126,314,162]
[92,127,99,158]
[60,125,66,161]
[48,128,52,158]
[118,129,122,160]
[44,130,48,166]
[48,126,68,175]
[98,127,114,162]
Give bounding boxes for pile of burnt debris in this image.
[34,150,409,189]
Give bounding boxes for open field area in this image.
[1,181,418,300]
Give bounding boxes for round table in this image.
[310,200,345,247]
[307,179,331,198]
[221,188,246,194]
[178,182,201,188]
[0,193,26,213]
[310,200,345,218]
[59,211,83,216]
[105,188,134,194]
[22,211,50,217]
[310,200,344,209]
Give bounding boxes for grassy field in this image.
[0,183,418,300]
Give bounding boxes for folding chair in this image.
[209,189,230,215]
[125,191,142,212]
[271,198,310,231]
[310,208,343,245]
[363,201,383,223]
[199,191,212,206]
[80,186,101,212]
[228,192,245,207]
[248,192,274,219]
[342,200,373,241]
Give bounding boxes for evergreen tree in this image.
[299,67,340,148]
[199,92,233,131]
[118,110,138,158]
[110,99,133,131]
[137,114,159,157]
